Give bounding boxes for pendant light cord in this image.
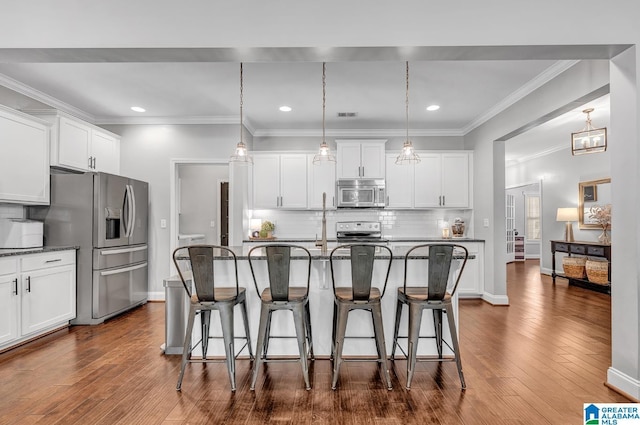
[406,61,409,143]
[322,62,326,144]
[240,62,244,144]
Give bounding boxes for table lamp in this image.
[556,207,579,242]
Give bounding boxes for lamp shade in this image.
[556,207,579,222]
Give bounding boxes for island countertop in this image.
[0,246,78,257]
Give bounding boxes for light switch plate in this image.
[483,218,490,227]
[160,219,167,228]
[210,221,215,228]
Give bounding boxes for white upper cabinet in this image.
[0,105,50,205]
[336,140,386,178]
[387,151,472,209]
[307,154,336,209]
[28,111,121,174]
[252,153,307,209]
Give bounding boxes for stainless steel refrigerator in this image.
[29,172,149,325]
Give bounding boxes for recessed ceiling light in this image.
[131,106,146,113]
[426,105,440,112]
[279,106,292,112]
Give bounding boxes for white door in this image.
[21,265,76,336]
[308,154,336,209]
[0,272,19,346]
[252,154,280,209]
[506,193,516,263]
[441,153,469,208]
[336,142,363,178]
[414,154,441,207]
[385,154,413,208]
[279,154,308,208]
[58,116,91,171]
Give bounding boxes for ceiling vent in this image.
[337,112,358,118]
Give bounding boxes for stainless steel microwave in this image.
[336,179,386,208]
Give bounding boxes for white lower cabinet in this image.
[0,250,76,351]
[455,242,483,298]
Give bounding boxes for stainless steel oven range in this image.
[335,221,387,244]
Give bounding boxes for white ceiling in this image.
[0,58,609,158]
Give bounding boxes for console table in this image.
[551,240,611,294]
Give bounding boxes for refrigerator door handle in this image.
[130,184,137,239]
[100,246,148,255]
[123,185,134,238]
[100,262,148,277]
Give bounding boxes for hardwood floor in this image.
[0,260,627,424]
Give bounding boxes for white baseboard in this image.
[148,291,165,301]
[608,367,640,400]
[482,292,509,305]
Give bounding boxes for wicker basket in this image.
[562,256,586,279]
[586,259,609,284]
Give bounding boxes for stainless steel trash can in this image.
[163,275,189,355]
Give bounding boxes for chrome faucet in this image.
[316,192,328,254]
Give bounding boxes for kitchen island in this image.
[166,243,479,358]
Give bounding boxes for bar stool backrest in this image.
[330,244,393,301]
[248,244,312,301]
[351,245,376,300]
[172,245,240,302]
[403,244,469,300]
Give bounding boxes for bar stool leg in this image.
[331,303,349,390]
[177,304,198,391]
[303,299,314,360]
[251,303,271,391]
[200,310,211,359]
[406,303,424,390]
[445,303,466,389]
[218,303,237,391]
[433,309,443,359]
[330,300,338,361]
[240,298,254,360]
[293,304,311,390]
[391,298,404,360]
[263,310,273,359]
[371,303,392,390]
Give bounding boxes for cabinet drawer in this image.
[21,250,75,272]
[554,243,569,252]
[0,258,17,275]
[569,245,586,255]
[587,246,605,256]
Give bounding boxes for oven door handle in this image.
[100,262,148,276]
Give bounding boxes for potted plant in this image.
[259,220,275,238]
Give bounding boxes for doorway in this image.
[505,182,541,263]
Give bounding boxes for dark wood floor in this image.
[0,260,627,424]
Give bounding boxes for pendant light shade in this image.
[230,63,253,164]
[313,62,336,164]
[396,61,421,165]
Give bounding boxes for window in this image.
[525,195,540,240]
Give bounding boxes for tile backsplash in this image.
[249,209,473,239]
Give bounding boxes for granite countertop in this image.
[243,237,484,243]
[177,245,475,261]
[0,246,78,257]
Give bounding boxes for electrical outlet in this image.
[160,219,167,229]
[483,218,490,227]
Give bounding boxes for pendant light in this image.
[571,108,607,155]
[230,62,253,164]
[395,61,421,165]
[313,62,336,164]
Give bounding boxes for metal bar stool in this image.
[248,244,314,390]
[172,245,254,392]
[329,244,393,390]
[391,244,469,389]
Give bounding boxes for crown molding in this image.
[252,128,464,138]
[506,144,569,166]
[0,72,96,123]
[94,115,257,133]
[462,60,580,135]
